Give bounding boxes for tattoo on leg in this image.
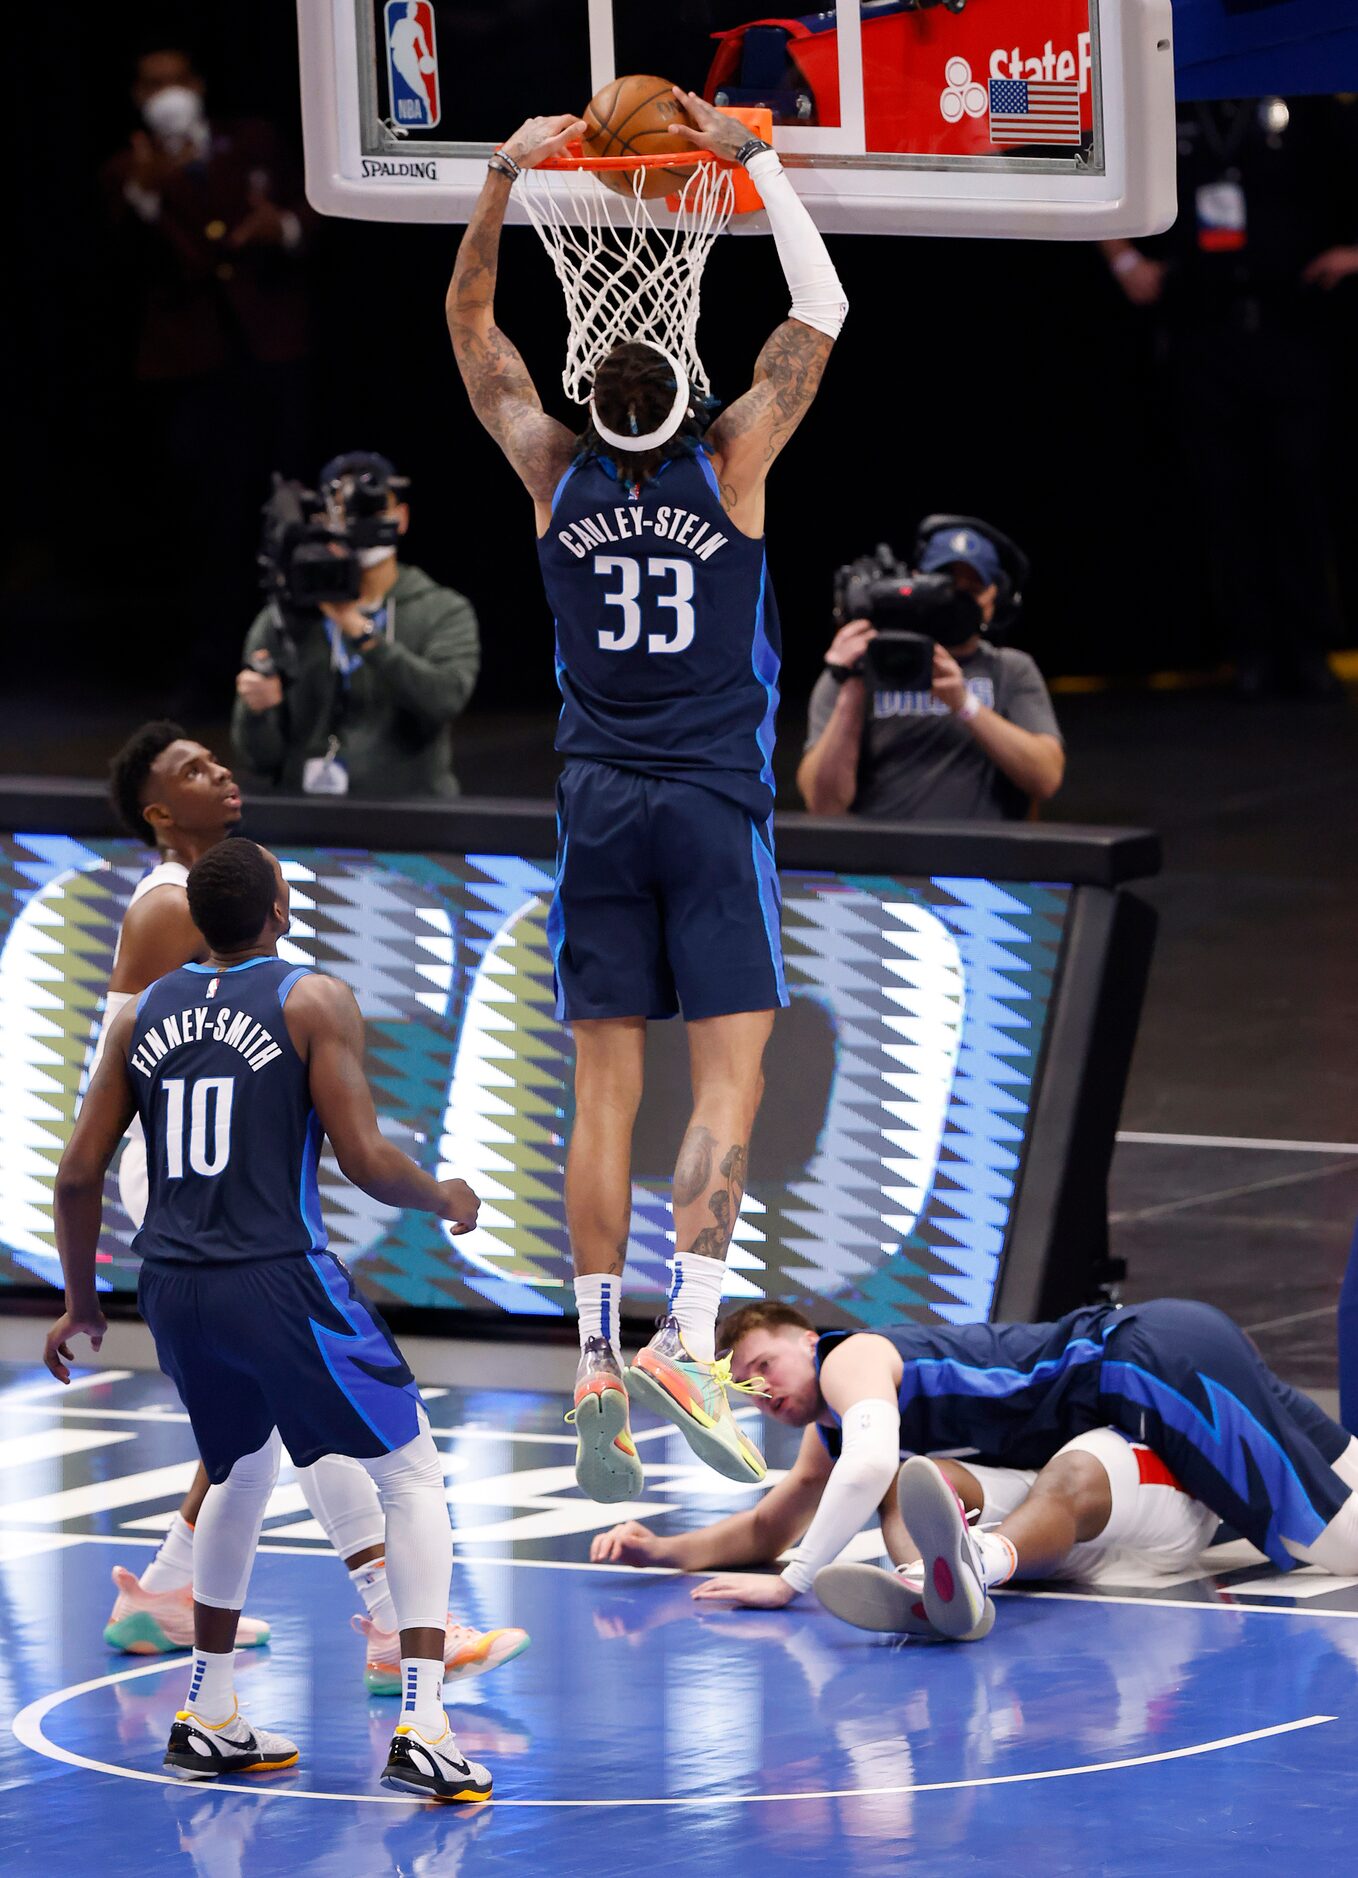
[685,1227,729,1260]
[605,1237,628,1276]
[679,1141,748,1261]
[719,1143,746,1209]
[673,1125,717,1209]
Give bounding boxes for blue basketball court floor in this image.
[3,1358,1358,1877]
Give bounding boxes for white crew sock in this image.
[400,1656,447,1736]
[973,1529,1019,1589]
[184,1646,236,1723]
[140,1510,196,1593]
[667,1253,726,1364]
[349,1557,399,1633]
[574,1272,622,1362]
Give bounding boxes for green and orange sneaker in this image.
[568,1336,644,1503]
[625,1317,767,1486]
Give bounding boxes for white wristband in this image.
[956,692,981,724]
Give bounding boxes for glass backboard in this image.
[298,0,1176,237]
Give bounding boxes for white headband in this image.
[589,344,691,453]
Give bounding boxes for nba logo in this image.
[205,977,220,1000]
[384,1,440,131]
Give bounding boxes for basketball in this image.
[581,74,695,199]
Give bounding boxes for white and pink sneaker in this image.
[353,1612,531,1695]
[896,1457,1009,1640]
[104,1566,272,1655]
[815,1556,996,1641]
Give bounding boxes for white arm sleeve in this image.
[780,1398,901,1595]
[744,147,848,341]
[87,990,135,1085]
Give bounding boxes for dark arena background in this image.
[3,4,1358,1874]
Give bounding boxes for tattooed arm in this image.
[706,321,835,531]
[668,90,845,536]
[446,113,584,525]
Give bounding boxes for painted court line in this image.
[1117,1131,1358,1155]
[996,1585,1358,1621]
[9,1656,1332,1809]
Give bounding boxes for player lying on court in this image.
[45,839,504,1802]
[448,92,846,1503]
[591,1299,1358,1639]
[94,722,525,1697]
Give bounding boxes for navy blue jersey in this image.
[128,956,325,1266]
[816,1307,1128,1470]
[538,448,780,819]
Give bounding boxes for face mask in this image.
[357,545,397,570]
[142,85,206,143]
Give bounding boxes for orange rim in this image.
[533,142,720,175]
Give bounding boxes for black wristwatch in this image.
[824,660,858,686]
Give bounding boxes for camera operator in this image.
[798,520,1064,821]
[232,451,480,798]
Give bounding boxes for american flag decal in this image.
[988,78,1083,146]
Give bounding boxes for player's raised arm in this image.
[446,113,584,510]
[670,90,847,530]
[44,1004,141,1380]
[284,974,479,1232]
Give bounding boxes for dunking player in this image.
[447,94,846,1499]
[97,723,525,1696]
[596,1299,1358,1636]
[46,839,495,1799]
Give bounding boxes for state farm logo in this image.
[939,57,988,124]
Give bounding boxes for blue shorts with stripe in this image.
[1098,1299,1353,1570]
[139,1251,424,1483]
[547,758,788,1023]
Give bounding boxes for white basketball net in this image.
[517,160,735,405]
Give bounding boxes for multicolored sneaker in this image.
[104,1566,272,1655]
[896,1456,994,1640]
[814,1560,995,1642]
[568,1335,643,1503]
[625,1317,767,1486]
[163,1704,298,1780]
[354,1613,531,1696]
[382,1721,492,1803]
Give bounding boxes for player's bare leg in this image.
[565,1018,646,1501]
[627,1011,774,1484]
[985,1450,1114,1574]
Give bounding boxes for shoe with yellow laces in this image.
[625,1317,767,1485]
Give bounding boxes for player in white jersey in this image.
[592,1427,1220,1635]
[97,722,525,1691]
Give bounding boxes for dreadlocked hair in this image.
[108,720,187,847]
[578,341,707,486]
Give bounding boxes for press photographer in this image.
[797,518,1064,821]
[232,451,480,798]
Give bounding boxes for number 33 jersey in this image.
[127,957,326,1266]
[538,448,781,820]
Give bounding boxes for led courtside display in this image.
[0,835,1066,1327]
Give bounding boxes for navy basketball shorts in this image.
[139,1250,425,1484]
[1098,1298,1353,1570]
[547,759,789,1023]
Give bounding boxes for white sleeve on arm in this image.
[744,147,848,341]
[780,1399,900,1595]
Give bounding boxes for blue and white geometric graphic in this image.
[0,838,1066,1328]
